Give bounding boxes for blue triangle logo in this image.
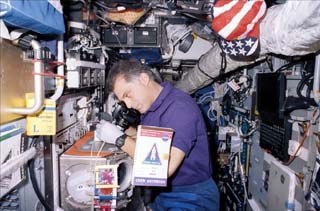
[143,144,161,165]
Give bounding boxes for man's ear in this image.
[139,73,150,86]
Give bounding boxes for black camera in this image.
[112,101,140,130]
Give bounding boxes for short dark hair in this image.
[106,58,155,91]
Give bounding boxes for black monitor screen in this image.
[256,72,286,122]
[256,72,290,162]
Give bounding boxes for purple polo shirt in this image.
[141,82,212,186]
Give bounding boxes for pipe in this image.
[238,153,248,204]
[175,42,251,94]
[50,35,65,101]
[51,143,65,211]
[162,21,174,61]
[8,40,44,115]
[313,53,320,104]
[0,147,37,180]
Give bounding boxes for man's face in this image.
[113,74,153,114]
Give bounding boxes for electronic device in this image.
[59,132,133,211]
[101,9,161,48]
[256,72,292,162]
[112,101,140,130]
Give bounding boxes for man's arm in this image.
[96,121,185,177]
[119,136,136,158]
[168,146,185,177]
[125,126,137,138]
[95,120,136,157]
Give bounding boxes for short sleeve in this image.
[160,100,199,155]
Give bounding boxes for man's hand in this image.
[95,120,124,145]
[125,126,137,139]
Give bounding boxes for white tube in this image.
[0,147,37,180]
[161,21,174,61]
[50,35,65,101]
[8,40,44,115]
[51,143,65,211]
[313,54,320,104]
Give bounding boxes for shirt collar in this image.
[146,81,173,113]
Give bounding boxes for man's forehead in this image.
[114,75,136,98]
[114,74,126,85]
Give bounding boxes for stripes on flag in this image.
[212,0,266,41]
[211,0,267,60]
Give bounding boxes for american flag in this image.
[211,0,266,59]
[212,0,266,41]
[219,36,258,57]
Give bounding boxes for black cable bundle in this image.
[296,73,317,107]
[28,138,52,211]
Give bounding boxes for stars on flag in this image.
[219,37,258,57]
